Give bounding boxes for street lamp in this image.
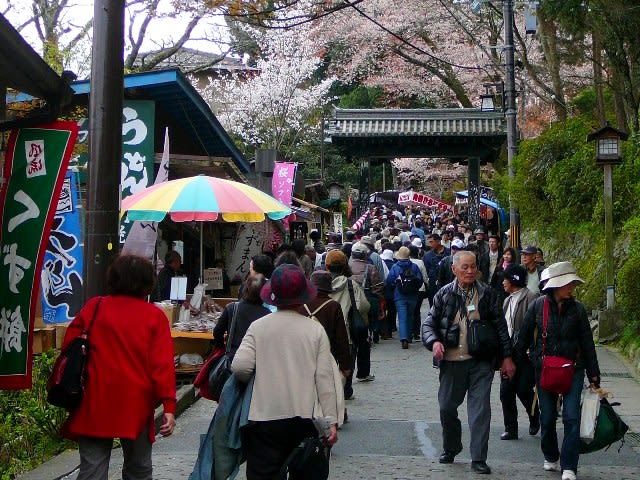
[587,123,628,310]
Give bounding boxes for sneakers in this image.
[544,460,559,472]
[561,470,577,480]
[356,375,375,382]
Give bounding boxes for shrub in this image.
[0,351,72,479]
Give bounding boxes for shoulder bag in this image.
[466,289,499,361]
[47,297,103,409]
[539,297,575,394]
[347,280,368,342]
[208,302,239,401]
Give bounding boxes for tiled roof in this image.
[327,108,506,138]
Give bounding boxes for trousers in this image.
[499,357,539,432]
[77,427,152,480]
[538,368,585,473]
[243,418,317,480]
[438,359,494,462]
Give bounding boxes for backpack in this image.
[303,300,333,323]
[396,264,422,295]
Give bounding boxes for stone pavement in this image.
[19,338,640,480]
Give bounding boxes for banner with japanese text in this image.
[227,223,266,282]
[398,190,452,211]
[0,121,79,389]
[69,100,155,245]
[271,162,297,207]
[41,171,84,324]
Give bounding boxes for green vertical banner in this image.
[69,100,155,244]
[119,100,155,244]
[0,121,79,389]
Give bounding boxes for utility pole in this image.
[84,0,125,301]
[503,0,520,249]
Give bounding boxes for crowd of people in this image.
[57,201,600,480]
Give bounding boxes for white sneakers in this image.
[543,461,576,480]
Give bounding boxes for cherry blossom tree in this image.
[200,6,335,157]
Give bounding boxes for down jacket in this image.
[422,280,513,361]
[514,295,600,380]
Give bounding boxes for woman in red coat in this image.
[61,254,176,480]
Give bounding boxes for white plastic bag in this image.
[580,387,601,443]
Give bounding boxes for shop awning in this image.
[293,196,330,213]
[455,190,500,209]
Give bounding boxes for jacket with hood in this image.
[329,275,370,344]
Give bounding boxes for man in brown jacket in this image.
[500,264,540,441]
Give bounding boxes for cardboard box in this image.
[32,327,55,354]
[55,324,70,349]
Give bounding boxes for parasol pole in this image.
[200,223,204,284]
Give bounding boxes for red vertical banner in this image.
[0,121,79,389]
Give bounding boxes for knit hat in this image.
[325,249,347,267]
[503,264,527,288]
[260,264,317,307]
[310,270,333,293]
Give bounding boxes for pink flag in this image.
[271,162,297,207]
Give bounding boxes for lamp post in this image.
[587,123,628,309]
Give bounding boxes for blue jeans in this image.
[537,368,585,473]
[395,294,417,342]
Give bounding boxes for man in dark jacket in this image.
[153,250,182,301]
[499,264,540,441]
[423,233,450,304]
[422,250,515,475]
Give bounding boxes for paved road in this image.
[20,333,640,480]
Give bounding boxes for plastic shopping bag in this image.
[580,387,601,443]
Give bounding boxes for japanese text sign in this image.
[0,121,79,389]
[398,191,452,211]
[271,162,297,207]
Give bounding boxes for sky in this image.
[1,0,228,78]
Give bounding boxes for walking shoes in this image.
[544,460,560,472]
[439,447,462,464]
[562,470,577,480]
[471,461,492,474]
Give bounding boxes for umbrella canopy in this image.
[121,175,291,223]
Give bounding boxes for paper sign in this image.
[170,277,187,301]
[203,268,224,290]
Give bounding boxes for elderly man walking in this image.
[423,250,516,475]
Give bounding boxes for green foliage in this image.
[510,118,593,232]
[338,85,384,109]
[0,351,72,478]
[617,218,640,350]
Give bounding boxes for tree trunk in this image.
[537,11,566,121]
[592,32,606,126]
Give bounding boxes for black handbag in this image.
[467,318,499,361]
[347,280,368,342]
[279,436,330,480]
[208,302,239,401]
[47,297,102,409]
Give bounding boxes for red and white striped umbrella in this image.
[351,210,370,231]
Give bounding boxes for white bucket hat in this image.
[380,249,394,262]
[411,237,423,248]
[541,261,584,291]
